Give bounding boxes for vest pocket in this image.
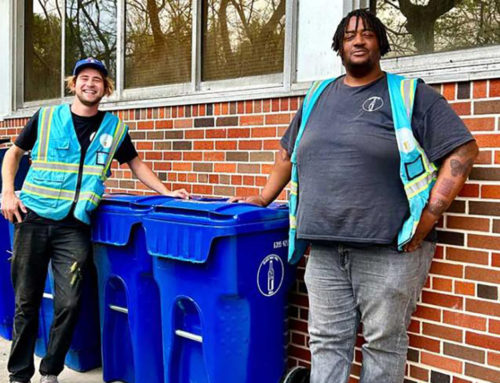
[404,155,425,181]
[28,176,64,208]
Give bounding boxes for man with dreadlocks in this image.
[231,9,478,383]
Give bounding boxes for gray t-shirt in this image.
[281,74,474,245]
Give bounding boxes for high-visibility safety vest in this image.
[288,73,438,264]
[20,104,128,224]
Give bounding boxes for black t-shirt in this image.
[16,108,138,226]
[16,109,137,164]
[281,74,474,246]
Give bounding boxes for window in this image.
[22,0,287,104]
[202,0,285,81]
[65,0,117,79]
[372,0,500,58]
[24,0,62,102]
[125,0,192,88]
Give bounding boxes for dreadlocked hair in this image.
[331,9,391,57]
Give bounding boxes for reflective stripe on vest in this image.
[287,73,438,264]
[21,104,127,224]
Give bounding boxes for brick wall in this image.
[1,78,499,382]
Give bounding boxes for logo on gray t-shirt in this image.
[362,96,384,112]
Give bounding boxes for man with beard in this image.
[1,58,188,383]
[232,9,478,383]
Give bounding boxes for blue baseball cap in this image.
[72,57,108,77]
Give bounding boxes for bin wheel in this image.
[281,366,310,383]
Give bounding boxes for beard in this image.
[342,52,380,78]
[76,93,103,107]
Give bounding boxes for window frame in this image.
[13,0,298,113]
[9,0,500,118]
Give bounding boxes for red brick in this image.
[466,331,500,352]
[446,216,489,232]
[235,186,259,196]
[263,139,281,150]
[137,120,154,129]
[214,163,236,173]
[409,334,440,352]
[423,322,463,342]
[421,351,463,373]
[473,80,487,98]
[183,152,202,161]
[476,150,492,164]
[280,98,289,111]
[451,102,471,115]
[240,115,264,126]
[206,129,227,138]
[164,152,182,160]
[482,185,500,199]
[194,141,214,150]
[490,79,500,97]
[414,305,442,321]
[444,342,485,363]
[409,365,429,381]
[145,152,162,160]
[245,101,253,114]
[475,134,500,148]
[185,130,204,139]
[203,152,225,161]
[491,319,500,335]
[458,183,479,197]
[494,253,500,267]
[251,127,277,138]
[454,281,475,296]
[215,141,237,150]
[466,298,500,317]
[465,266,500,284]
[265,113,292,125]
[453,377,472,383]
[172,162,192,171]
[468,234,500,251]
[443,83,456,100]
[422,291,463,310]
[239,140,262,150]
[227,128,250,138]
[429,261,463,278]
[155,120,173,129]
[446,247,489,265]
[173,118,193,129]
[193,184,213,195]
[465,362,500,383]
[463,117,495,131]
[488,351,500,368]
[433,277,453,292]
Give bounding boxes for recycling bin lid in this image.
[144,197,289,263]
[92,194,174,246]
[146,197,288,226]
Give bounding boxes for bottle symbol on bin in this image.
[268,260,275,293]
[257,254,284,297]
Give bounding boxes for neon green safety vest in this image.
[20,104,128,224]
[288,73,438,264]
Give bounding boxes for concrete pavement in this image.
[0,337,104,383]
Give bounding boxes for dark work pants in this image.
[8,219,90,382]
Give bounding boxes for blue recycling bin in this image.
[91,194,173,383]
[0,209,14,340]
[144,199,295,383]
[34,259,102,372]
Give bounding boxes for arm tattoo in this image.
[436,177,455,197]
[427,198,448,217]
[279,148,290,161]
[450,158,474,177]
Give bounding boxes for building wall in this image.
[1,78,499,383]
